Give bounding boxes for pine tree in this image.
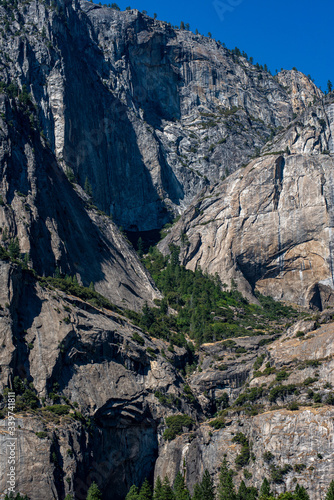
[294,483,309,500]
[140,302,155,330]
[137,237,144,258]
[173,472,190,500]
[126,485,140,500]
[8,237,20,259]
[84,177,93,198]
[259,478,271,499]
[23,252,29,268]
[325,481,334,500]
[237,482,257,500]
[200,470,215,500]
[161,477,175,500]
[66,168,76,183]
[192,484,202,500]
[139,479,153,500]
[237,480,248,500]
[328,80,333,94]
[154,477,163,500]
[180,21,185,30]
[86,482,102,500]
[218,459,236,500]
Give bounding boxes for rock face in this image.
[1,265,334,499]
[159,96,334,309]
[155,407,334,499]
[1,1,334,499]
[0,93,159,310]
[154,318,334,500]
[0,0,322,231]
[0,262,196,499]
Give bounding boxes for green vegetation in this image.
[65,168,76,183]
[218,458,236,500]
[10,376,39,410]
[269,384,297,402]
[4,494,30,500]
[86,482,102,500]
[132,332,145,345]
[276,370,290,381]
[126,469,214,500]
[138,246,299,346]
[263,451,275,463]
[84,177,93,198]
[234,387,263,406]
[163,414,195,441]
[232,433,250,468]
[293,464,306,472]
[35,431,48,439]
[154,391,181,409]
[193,469,215,500]
[42,404,71,416]
[303,377,317,386]
[288,401,299,411]
[0,81,30,103]
[326,393,334,405]
[325,481,334,500]
[209,416,226,429]
[39,275,118,312]
[124,456,320,500]
[270,464,292,483]
[253,354,265,370]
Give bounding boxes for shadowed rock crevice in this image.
[273,155,285,210]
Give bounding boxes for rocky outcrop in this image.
[154,407,334,499]
[0,261,196,499]
[159,96,334,308]
[154,315,334,500]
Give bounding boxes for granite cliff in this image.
[1,261,334,499]
[159,95,334,309]
[0,0,322,231]
[0,0,333,499]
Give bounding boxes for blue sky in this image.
[103,0,333,92]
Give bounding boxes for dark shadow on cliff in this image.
[48,3,184,230]
[7,268,43,382]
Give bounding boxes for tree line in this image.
[124,460,334,500]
